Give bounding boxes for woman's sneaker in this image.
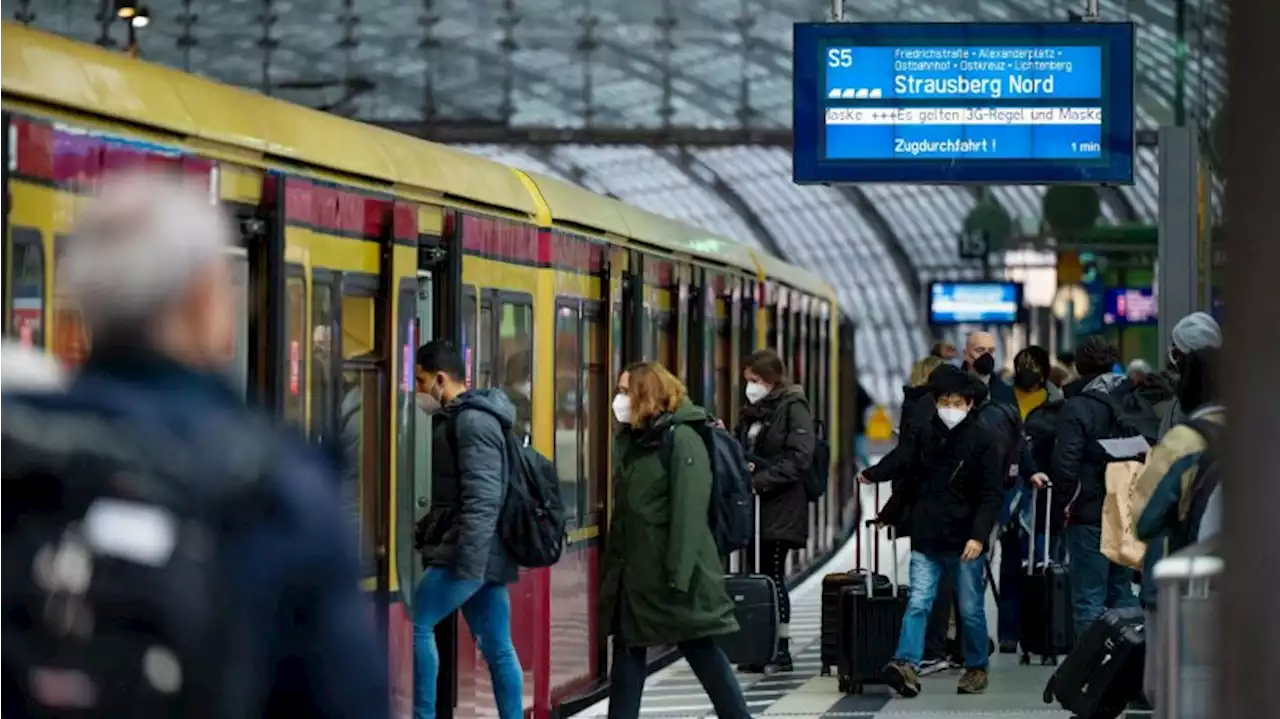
[882,661,921,698]
[917,657,951,676]
[957,668,989,695]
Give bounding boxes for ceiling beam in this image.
[664,148,788,259]
[371,120,790,146]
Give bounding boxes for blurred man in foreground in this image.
[2,172,387,718]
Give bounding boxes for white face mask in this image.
[744,381,770,405]
[416,391,441,415]
[937,406,968,429]
[612,393,632,424]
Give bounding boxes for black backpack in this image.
[1083,387,1163,444]
[447,408,567,569]
[1172,418,1224,550]
[807,420,832,502]
[2,400,272,719]
[661,421,753,556]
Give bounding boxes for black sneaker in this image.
[882,660,921,698]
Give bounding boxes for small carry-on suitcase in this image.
[836,484,906,695]
[1044,606,1146,719]
[1019,483,1075,665]
[819,570,870,676]
[718,498,779,667]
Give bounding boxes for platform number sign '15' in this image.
[958,230,989,260]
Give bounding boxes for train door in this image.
[405,270,433,598]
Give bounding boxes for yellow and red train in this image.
[1,23,864,719]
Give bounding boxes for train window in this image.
[583,302,607,521]
[713,310,731,424]
[478,299,493,389]
[498,297,533,441]
[283,271,307,428]
[555,301,582,524]
[461,286,477,388]
[654,310,676,373]
[310,278,337,442]
[8,227,46,347]
[342,366,384,578]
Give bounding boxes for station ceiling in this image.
[11,0,1227,400]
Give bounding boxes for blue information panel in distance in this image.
[929,281,1022,325]
[793,22,1135,185]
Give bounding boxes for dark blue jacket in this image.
[425,388,520,585]
[5,349,388,718]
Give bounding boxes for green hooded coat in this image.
[598,400,740,647]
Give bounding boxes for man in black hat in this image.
[861,364,1004,698]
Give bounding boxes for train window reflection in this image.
[499,298,533,442]
[341,366,383,577]
[310,280,336,442]
[583,303,606,520]
[555,301,581,523]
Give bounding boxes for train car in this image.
[0,23,859,719]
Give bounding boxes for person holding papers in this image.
[1049,336,1143,638]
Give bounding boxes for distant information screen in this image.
[793,22,1136,184]
[929,281,1022,325]
[1102,288,1157,326]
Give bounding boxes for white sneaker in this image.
[917,657,951,676]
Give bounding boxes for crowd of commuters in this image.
[861,316,1225,704]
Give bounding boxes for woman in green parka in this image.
[600,362,751,719]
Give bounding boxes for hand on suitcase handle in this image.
[1030,473,1051,489]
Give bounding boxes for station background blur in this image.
[7,0,1229,411]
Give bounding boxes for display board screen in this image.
[929,281,1022,325]
[1102,287,1157,326]
[793,22,1136,184]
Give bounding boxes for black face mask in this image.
[973,353,996,377]
[1013,369,1042,391]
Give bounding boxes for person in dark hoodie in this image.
[733,349,816,673]
[413,340,523,719]
[863,365,1004,698]
[1049,335,1142,639]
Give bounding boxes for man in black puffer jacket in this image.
[1050,336,1142,639]
[864,365,1004,698]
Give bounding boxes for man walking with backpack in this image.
[412,340,524,719]
[1050,336,1143,638]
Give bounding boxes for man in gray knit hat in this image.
[1159,312,1223,437]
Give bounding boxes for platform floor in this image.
[574,485,1088,718]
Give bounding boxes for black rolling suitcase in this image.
[819,570,865,676]
[836,487,906,695]
[1019,483,1074,665]
[1044,607,1146,719]
[718,497,779,667]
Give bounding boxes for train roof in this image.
[0,22,834,302]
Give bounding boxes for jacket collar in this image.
[80,346,241,407]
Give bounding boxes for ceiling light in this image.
[131,8,151,28]
[115,1,138,20]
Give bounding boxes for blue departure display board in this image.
[1102,288,1157,326]
[929,281,1022,325]
[793,22,1136,185]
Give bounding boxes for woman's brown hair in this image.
[909,355,944,387]
[743,348,787,385]
[623,361,687,427]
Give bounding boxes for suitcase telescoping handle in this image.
[857,482,900,592]
[737,494,762,577]
[1026,482,1054,576]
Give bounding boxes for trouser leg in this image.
[459,583,524,719]
[925,564,955,659]
[680,637,752,719]
[606,644,648,719]
[955,554,991,670]
[413,568,485,719]
[893,551,943,668]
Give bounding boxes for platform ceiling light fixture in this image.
[114,1,138,20]
[130,8,151,28]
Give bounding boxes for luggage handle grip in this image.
[858,482,899,592]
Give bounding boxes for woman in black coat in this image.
[733,349,815,673]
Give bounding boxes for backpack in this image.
[807,420,832,502]
[2,400,272,719]
[1171,418,1224,550]
[661,421,753,556]
[978,400,1023,487]
[1083,387,1163,445]
[447,408,566,569]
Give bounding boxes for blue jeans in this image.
[893,550,989,670]
[1063,524,1138,640]
[413,567,523,719]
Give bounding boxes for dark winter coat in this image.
[734,385,816,546]
[421,388,520,585]
[1014,383,1065,526]
[868,413,1004,554]
[599,400,739,647]
[3,348,388,717]
[860,385,934,535]
[1050,372,1137,528]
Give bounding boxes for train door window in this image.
[227,251,251,398]
[555,300,582,525]
[342,364,385,579]
[583,301,606,521]
[654,310,676,373]
[51,234,89,368]
[478,297,493,389]
[713,308,731,424]
[461,286,478,388]
[310,276,337,442]
[498,295,534,441]
[283,270,307,428]
[8,227,45,347]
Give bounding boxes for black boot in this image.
[772,637,793,672]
